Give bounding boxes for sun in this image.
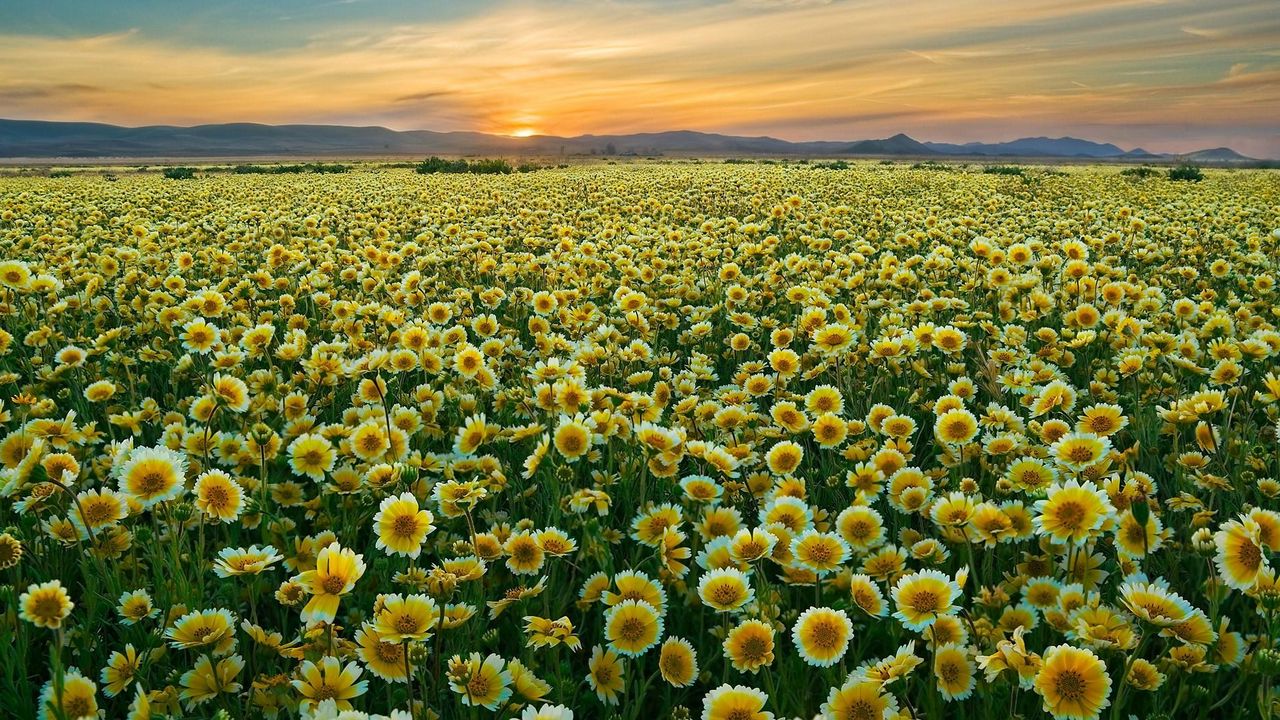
[510,128,537,138]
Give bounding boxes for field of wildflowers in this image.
[1,162,1279,720]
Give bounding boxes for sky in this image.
[1,0,1278,157]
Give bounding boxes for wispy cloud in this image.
[0,0,1276,155]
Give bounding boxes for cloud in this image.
[0,0,1275,155]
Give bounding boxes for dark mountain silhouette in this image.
[0,118,1260,161]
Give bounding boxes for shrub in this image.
[983,165,1025,176]
[1120,166,1159,179]
[1168,163,1203,182]
[162,167,197,180]
[415,157,513,175]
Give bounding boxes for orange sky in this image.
[1,0,1277,156]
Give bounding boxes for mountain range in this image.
[0,119,1260,162]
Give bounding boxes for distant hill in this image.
[1180,147,1250,162]
[924,136,1127,158]
[0,118,1261,162]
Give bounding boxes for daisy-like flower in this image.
[658,636,698,687]
[1118,579,1193,627]
[701,684,773,720]
[1033,645,1112,720]
[891,569,961,631]
[1048,432,1112,474]
[117,589,158,625]
[1033,480,1115,546]
[697,567,755,612]
[1214,516,1268,590]
[180,654,244,709]
[604,599,663,657]
[933,643,977,701]
[115,445,188,507]
[448,652,512,710]
[288,433,336,481]
[792,606,853,667]
[587,645,625,705]
[372,492,435,559]
[373,593,439,642]
[193,469,244,522]
[38,668,98,720]
[723,619,775,673]
[790,529,850,576]
[165,608,237,654]
[820,677,898,720]
[355,622,412,682]
[293,656,368,713]
[213,544,283,577]
[20,579,74,629]
[295,542,367,624]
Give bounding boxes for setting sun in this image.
[510,128,538,138]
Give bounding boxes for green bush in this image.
[983,165,1025,176]
[1168,163,1203,182]
[415,157,513,175]
[1120,166,1159,179]
[162,167,197,180]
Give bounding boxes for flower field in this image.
[1,162,1279,720]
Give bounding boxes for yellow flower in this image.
[295,542,366,624]
[1215,517,1268,590]
[180,654,244,710]
[1033,480,1114,545]
[1049,432,1111,474]
[934,408,978,445]
[373,492,434,559]
[374,592,439,642]
[213,544,283,577]
[790,529,850,576]
[891,569,961,631]
[117,589,158,625]
[587,645,625,705]
[765,440,803,475]
[698,567,754,612]
[38,668,98,720]
[504,530,547,575]
[293,656,368,713]
[702,684,773,720]
[165,608,237,654]
[20,579,74,629]
[1034,645,1112,720]
[355,622,412,682]
[604,599,663,657]
[448,652,512,710]
[933,643,976,700]
[729,528,777,564]
[1118,579,1193,627]
[603,570,666,613]
[658,636,698,687]
[115,445,187,507]
[101,643,142,696]
[849,573,887,617]
[193,469,244,522]
[553,413,593,462]
[523,615,582,651]
[287,433,336,481]
[349,420,391,462]
[792,606,853,667]
[723,619,775,673]
[821,677,897,720]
